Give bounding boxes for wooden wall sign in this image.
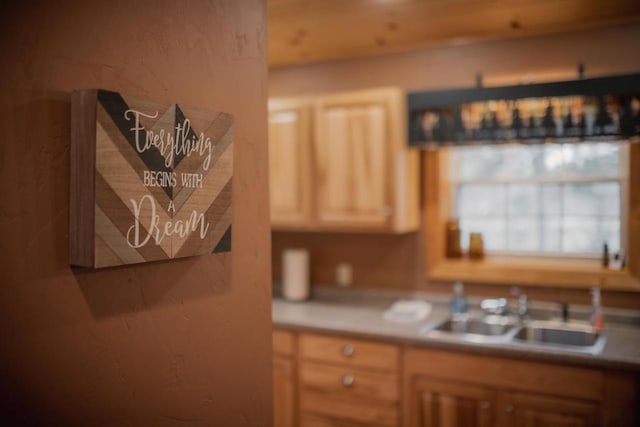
[70,89,233,268]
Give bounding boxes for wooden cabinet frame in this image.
[269,88,420,233]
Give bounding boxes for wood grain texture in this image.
[69,89,97,267]
[409,377,496,427]
[269,97,314,227]
[299,333,400,372]
[403,347,604,402]
[499,392,600,427]
[273,329,296,357]
[70,89,234,268]
[269,87,420,233]
[268,0,640,67]
[274,356,296,427]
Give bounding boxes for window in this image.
[448,142,627,257]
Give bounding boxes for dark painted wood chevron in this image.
[97,89,173,199]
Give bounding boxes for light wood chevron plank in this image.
[170,146,233,256]
[146,104,176,168]
[95,204,147,266]
[97,105,172,210]
[174,112,234,177]
[173,126,234,211]
[95,172,172,261]
[95,234,125,267]
[173,179,232,258]
[96,121,173,257]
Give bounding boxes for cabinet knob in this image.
[505,405,514,414]
[341,374,355,387]
[480,401,491,410]
[342,345,355,357]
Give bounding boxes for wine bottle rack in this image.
[408,73,640,147]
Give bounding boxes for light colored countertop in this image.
[272,286,640,371]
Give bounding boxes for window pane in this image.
[562,217,620,253]
[452,142,624,256]
[508,218,541,251]
[454,146,510,180]
[508,184,541,216]
[563,182,620,217]
[560,143,620,178]
[542,217,562,252]
[541,184,562,215]
[458,184,506,217]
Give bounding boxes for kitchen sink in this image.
[512,321,606,353]
[425,316,518,343]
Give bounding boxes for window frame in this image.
[423,142,640,291]
[446,143,628,258]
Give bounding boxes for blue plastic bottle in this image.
[450,281,468,318]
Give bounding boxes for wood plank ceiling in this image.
[268,0,640,67]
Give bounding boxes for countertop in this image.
[272,286,640,371]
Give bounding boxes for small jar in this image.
[445,219,462,259]
[468,232,484,260]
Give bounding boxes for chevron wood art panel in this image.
[70,89,233,268]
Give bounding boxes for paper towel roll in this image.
[282,249,310,301]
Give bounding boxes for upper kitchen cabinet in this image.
[269,98,313,227]
[269,88,420,233]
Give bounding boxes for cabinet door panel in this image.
[410,377,495,427]
[269,105,312,226]
[501,392,599,427]
[273,357,295,427]
[315,103,389,227]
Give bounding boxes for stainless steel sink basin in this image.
[434,317,515,336]
[425,316,518,343]
[512,321,606,353]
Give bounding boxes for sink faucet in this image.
[511,287,528,321]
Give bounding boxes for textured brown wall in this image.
[269,24,640,302]
[0,1,271,426]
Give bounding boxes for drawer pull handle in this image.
[342,345,355,357]
[341,374,355,387]
[480,401,491,410]
[505,405,514,414]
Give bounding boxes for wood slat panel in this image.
[268,0,640,66]
[299,333,400,371]
[273,329,296,356]
[404,347,604,402]
[300,361,399,402]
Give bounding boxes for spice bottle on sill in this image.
[445,219,462,259]
[468,232,484,260]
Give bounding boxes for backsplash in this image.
[271,231,425,290]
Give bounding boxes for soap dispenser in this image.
[450,281,468,319]
[590,287,604,331]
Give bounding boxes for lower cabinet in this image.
[273,330,296,427]
[409,376,600,427]
[403,347,635,427]
[273,356,295,427]
[500,392,599,427]
[410,377,496,427]
[273,329,637,427]
[298,333,401,427]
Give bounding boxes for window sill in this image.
[428,258,640,291]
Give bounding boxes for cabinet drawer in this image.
[301,361,399,402]
[300,362,399,426]
[301,392,398,427]
[301,414,374,427]
[300,333,399,371]
[273,329,295,356]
